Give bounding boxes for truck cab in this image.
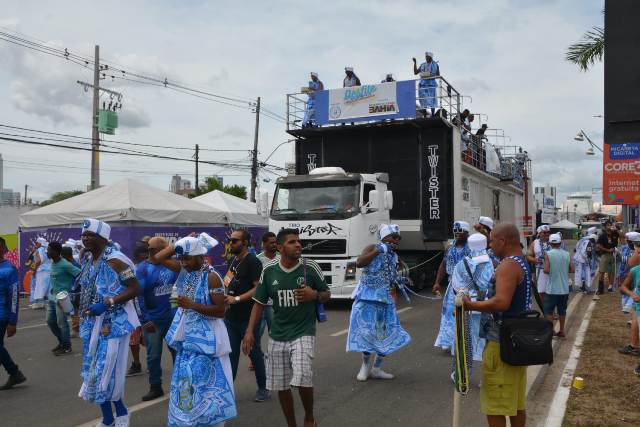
[263,167,392,298]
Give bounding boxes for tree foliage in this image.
[201,176,247,200]
[566,12,604,72]
[40,190,84,206]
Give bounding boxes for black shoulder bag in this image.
[497,257,554,366]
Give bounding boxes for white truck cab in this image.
[258,167,392,298]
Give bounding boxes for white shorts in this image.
[536,269,549,293]
[266,336,315,391]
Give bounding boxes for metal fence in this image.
[286,76,462,131]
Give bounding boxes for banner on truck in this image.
[603,141,640,205]
[314,80,416,124]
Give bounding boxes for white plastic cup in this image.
[56,291,74,314]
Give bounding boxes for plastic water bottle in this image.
[316,302,327,323]
[170,285,178,309]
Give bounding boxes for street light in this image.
[574,129,603,155]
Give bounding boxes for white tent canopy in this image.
[194,190,266,226]
[549,219,579,229]
[19,179,227,228]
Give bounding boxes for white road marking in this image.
[75,396,170,427]
[329,306,413,337]
[17,322,47,330]
[543,299,596,427]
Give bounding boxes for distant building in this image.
[0,189,21,206]
[535,185,557,224]
[562,193,593,224]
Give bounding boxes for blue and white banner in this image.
[314,80,417,125]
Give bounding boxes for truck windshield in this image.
[272,181,360,219]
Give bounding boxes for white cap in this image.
[425,51,434,58]
[36,237,48,247]
[626,231,640,243]
[82,218,111,240]
[549,233,562,244]
[587,227,597,235]
[537,225,550,233]
[453,221,471,233]
[468,233,487,252]
[478,216,494,230]
[378,224,400,240]
[310,72,318,77]
[588,234,598,240]
[345,67,354,72]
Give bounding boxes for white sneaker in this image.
[356,361,372,381]
[114,415,129,427]
[370,367,394,380]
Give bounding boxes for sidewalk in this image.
[561,293,640,426]
[529,293,640,426]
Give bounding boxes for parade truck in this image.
[257,76,535,298]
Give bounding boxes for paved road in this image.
[0,294,485,427]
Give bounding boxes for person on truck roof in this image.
[433,221,471,352]
[302,72,324,128]
[347,224,411,382]
[412,51,440,116]
[343,67,361,88]
[381,73,395,83]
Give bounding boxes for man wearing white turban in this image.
[346,224,411,381]
[32,237,52,309]
[527,225,551,304]
[434,221,471,352]
[412,51,440,116]
[77,219,141,427]
[303,72,324,127]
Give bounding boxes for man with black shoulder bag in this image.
[464,224,553,427]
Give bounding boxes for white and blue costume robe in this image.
[573,237,597,293]
[450,252,494,361]
[34,246,52,301]
[346,251,411,356]
[434,244,471,351]
[165,266,237,427]
[533,239,551,292]
[617,245,634,312]
[418,61,439,109]
[303,80,322,126]
[78,245,140,404]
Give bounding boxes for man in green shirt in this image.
[46,241,81,355]
[242,228,330,427]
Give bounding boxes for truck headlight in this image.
[345,262,357,281]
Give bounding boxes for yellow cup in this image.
[572,376,584,389]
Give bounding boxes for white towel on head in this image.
[82,218,111,240]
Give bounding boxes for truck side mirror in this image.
[257,190,270,217]
[368,190,379,211]
[384,191,394,210]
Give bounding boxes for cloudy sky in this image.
[0,0,603,205]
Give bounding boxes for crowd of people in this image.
[2,215,640,426]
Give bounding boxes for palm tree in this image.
[566,12,604,72]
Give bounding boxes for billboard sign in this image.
[603,141,640,205]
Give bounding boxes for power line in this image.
[0,28,290,123]
[0,123,250,152]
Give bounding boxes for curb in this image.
[526,291,585,399]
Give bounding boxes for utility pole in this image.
[250,96,261,202]
[195,144,200,195]
[24,184,28,205]
[90,45,100,190]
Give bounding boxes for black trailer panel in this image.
[293,120,454,241]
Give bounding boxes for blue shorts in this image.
[544,294,569,316]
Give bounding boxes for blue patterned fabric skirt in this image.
[346,300,411,356]
[168,348,237,427]
[434,284,455,351]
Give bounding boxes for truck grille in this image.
[317,262,332,271]
[300,239,347,255]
